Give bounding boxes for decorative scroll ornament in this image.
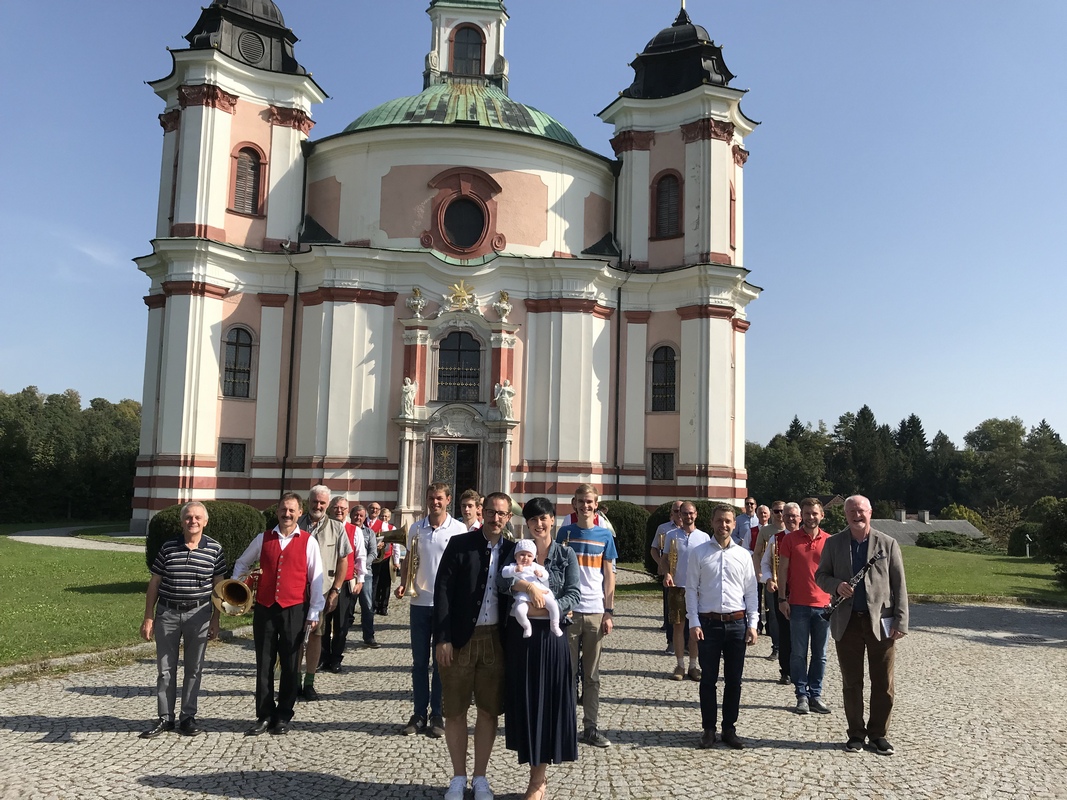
[443,281,479,314]
[400,377,417,418]
[492,290,512,322]
[429,406,485,439]
[407,287,427,320]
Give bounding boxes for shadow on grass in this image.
[66,582,146,595]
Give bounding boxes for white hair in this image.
[309,484,331,499]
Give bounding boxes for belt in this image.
[699,610,745,623]
[157,597,209,612]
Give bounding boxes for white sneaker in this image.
[444,775,467,800]
[472,775,494,800]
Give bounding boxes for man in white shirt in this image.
[396,483,468,739]
[233,492,324,736]
[653,501,709,680]
[685,504,759,750]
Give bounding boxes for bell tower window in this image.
[452,25,484,76]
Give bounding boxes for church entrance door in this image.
[431,441,480,506]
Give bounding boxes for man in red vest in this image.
[234,491,324,735]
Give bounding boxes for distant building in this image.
[132,0,761,532]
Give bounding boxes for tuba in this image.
[400,530,420,598]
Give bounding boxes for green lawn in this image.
[902,547,1066,604]
[0,537,245,668]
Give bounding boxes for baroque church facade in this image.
[132,0,760,532]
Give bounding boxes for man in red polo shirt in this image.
[233,491,324,735]
[776,497,833,716]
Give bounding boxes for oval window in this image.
[442,197,486,250]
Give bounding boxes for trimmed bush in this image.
[598,500,650,563]
[915,530,997,554]
[1009,522,1043,557]
[146,501,267,574]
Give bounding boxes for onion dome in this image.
[185,0,306,75]
[622,8,735,99]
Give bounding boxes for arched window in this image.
[233,148,262,215]
[654,174,681,238]
[650,345,676,412]
[452,26,484,76]
[223,327,254,398]
[437,331,481,402]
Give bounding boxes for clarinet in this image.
[821,553,886,620]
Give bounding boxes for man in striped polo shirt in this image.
[140,500,226,738]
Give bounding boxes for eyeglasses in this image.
[772,509,784,514]
[485,509,511,518]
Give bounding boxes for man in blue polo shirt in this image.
[140,501,227,738]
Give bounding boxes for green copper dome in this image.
[344,82,580,147]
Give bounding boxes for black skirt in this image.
[503,616,578,765]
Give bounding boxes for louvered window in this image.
[223,328,253,398]
[437,331,481,402]
[453,26,483,76]
[655,174,680,238]
[651,346,676,412]
[233,148,261,215]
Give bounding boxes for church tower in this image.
[599,7,759,500]
[133,0,324,532]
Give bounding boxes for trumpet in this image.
[667,536,679,579]
[400,530,420,598]
[771,535,780,586]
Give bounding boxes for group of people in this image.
[140,483,907,800]
[651,494,909,755]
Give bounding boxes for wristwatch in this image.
[604,608,614,614]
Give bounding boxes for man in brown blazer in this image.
[815,494,908,756]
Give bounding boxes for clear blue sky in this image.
[2,1,1064,447]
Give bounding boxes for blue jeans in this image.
[410,604,441,719]
[789,604,830,700]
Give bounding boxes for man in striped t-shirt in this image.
[556,483,617,748]
[140,501,227,738]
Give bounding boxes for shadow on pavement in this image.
[139,771,447,799]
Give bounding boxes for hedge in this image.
[146,501,267,574]
[597,500,650,563]
[915,530,997,554]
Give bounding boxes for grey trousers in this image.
[567,612,605,730]
[154,602,211,722]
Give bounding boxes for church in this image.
[132,0,760,532]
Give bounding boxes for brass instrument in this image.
[401,530,420,598]
[668,536,679,579]
[372,527,408,565]
[211,576,255,618]
[771,534,780,587]
[656,530,667,576]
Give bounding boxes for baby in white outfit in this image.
[501,539,562,637]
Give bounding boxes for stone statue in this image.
[494,379,516,420]
[400,377,417,418]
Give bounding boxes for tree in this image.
[1020,420,1067,505]
[747,431,830,502]
[963,417,1026,506]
